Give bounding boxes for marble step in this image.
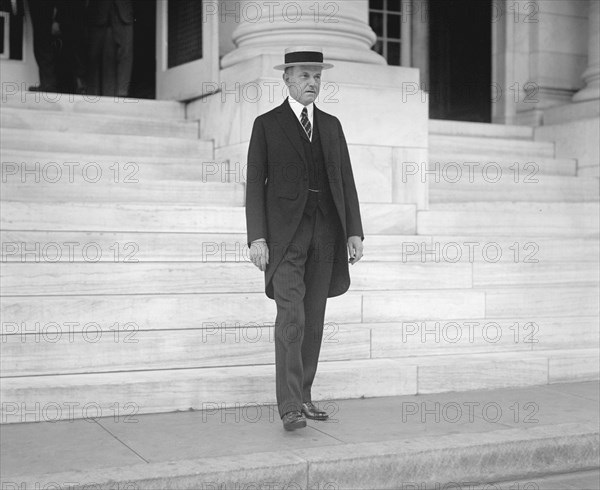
[429,134,555,158]
[0,261,474,296]
[1,180,245,205]
[0,324,369,376]
[426,235,600,263]
[364,317,599,359]
[2,285,596,333]
[472,262,599,287]
[0,291,348,333]
[1,128,214,158]
[484,285,600,319]
[1,202,417,235]
[2,231,598,263]
[0,91,185,119]
[429,119,534,139]
[429,202,600,213]
[418,203,600,236]
[2,317,597,377]
[1,349,597,423]
[428,151,577,176]
[363,285,600,321]
[413,348,599,392]
[1,106,198,138]
[578,165,600,178]
[430,175,599,202]
[0,358,416,423]
[0,202,248,233]
[0,289,481,333]
[1,149,230,182]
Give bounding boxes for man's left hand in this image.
[347,236,363,265]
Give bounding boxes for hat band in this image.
[284,51,324,65]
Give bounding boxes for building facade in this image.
[0,0,598,422]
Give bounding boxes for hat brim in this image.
[274,61,334,70]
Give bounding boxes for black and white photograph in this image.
[0,0,599,488]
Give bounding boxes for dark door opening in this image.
[428,0,492,122]
[130,0,156,99]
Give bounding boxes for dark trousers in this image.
[271,204,340,418]
[29,0,58,90]
[88,8,133,96]
[57,1,88,85]
[29,0,87,92]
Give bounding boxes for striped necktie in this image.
[301,107,312,140]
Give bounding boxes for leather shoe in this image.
[282,410,306,431]
[301,401,329,421]
[28,85,57,93]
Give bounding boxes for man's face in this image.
[284,65,322,106]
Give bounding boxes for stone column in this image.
[221,0,386,68]
[573,0,600,102]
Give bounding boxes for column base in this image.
[572,83,600,103]
[543,99,600,125]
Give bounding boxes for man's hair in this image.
[283,66,295,83]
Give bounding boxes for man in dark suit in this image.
[55,0,88,94]
[246,47,364,431]
[27,0,60,91]
[87,0,133,96]
[27,0,87,93]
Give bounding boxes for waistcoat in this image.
[296,113,335,217]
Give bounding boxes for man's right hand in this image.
[249,239,269,272]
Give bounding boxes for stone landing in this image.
[1,381,598,489]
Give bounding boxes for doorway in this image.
[428,0,492,122]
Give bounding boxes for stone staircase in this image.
[0,96,598,423]
[419,119,599,388]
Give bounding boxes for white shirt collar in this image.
[287,96,314,129]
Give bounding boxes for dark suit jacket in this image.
[87,0,133,25]
[246,99,363,300]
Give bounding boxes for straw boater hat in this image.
[274,47,334,70]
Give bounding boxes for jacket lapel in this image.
[314,105,334,160]
[275,99,307,164]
